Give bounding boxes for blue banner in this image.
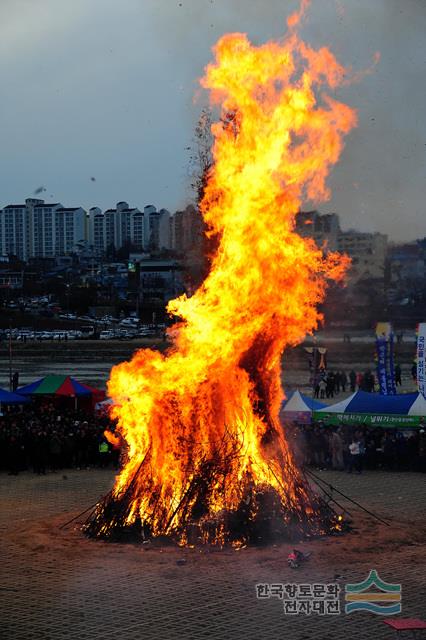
[387,332,397,395]
[417,323,426,398]
[376,338,388,395]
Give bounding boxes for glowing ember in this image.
[86,4,356,546]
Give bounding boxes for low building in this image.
[295,210,340,251]
[128,254,184,320]
[337,230,388,282]
[0,271,24,289]
[388,240,426,284]
[295,210,388,284]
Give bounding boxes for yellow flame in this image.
[105,9,356,543]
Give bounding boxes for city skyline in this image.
[1,195,424,260]
[1,0,425,241]
[0,197,203,260]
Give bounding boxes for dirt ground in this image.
[1,468,425,640]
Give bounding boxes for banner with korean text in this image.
[375,322,395,396]
[416,323,426,398]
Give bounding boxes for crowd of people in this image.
[0,402,119,475]
[312,366,405,399]
[287,422,426,473]
[1,399,425,477]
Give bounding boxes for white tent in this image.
[408,393,426,416]
[280,390,326,423]
[315,391,426,427]
[316,391,426,416]
[315,392,357,414]
[95,397,114,413]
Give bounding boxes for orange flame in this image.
[102,13,356,544]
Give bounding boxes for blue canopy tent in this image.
[280,390,326,424]
[314,391,426,427]
[0,388,30,413]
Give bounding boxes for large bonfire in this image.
[87,4,356,546]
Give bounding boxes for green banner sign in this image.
[312,411,424,428]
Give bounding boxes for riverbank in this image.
[0,336,417,393]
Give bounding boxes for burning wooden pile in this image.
[85,3,356,547]
[86,413,343,546]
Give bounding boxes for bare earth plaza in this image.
[1,468,425,640]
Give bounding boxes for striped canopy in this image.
[281,390,326,412]
[280,390,326,424]
[18,375,94,397]
[316,391,426,416]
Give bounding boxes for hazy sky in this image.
[0,0,425,241]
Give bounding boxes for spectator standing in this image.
[383,433,397,470]
[311,428,324,468]
[33,431,48,475]
[49,432,62,471]
[362,370,374,392]
[98,439,110,468]
[348,438,362,474]
[418,428,426,473]
[7,435,21,475]
[326,372,335,399]
[339,371,347,393]
[364,432,377,469]
[330,428,344,470]
[111,434,122,470]
[349,370,356,393]
[395,364,402,386]
[334,372,341,394]
[319,428,331,468]
[313,374,320,399]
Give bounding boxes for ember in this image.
[86,3,356,546]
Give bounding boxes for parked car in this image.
[120,318,139,327]
[99,330,114,340]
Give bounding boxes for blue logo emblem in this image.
[345,569,401,615]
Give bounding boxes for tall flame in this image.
[91,8,357,545]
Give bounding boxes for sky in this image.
[0,0,425,242]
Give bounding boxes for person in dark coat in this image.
[49,432,62,471]
[33,431,48,475]
[418,428,426,473]
[339,370,347,393]
[326,372,335,399]
[383,433,397,471]
[394,364,402,386]
[7,435,21,475]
